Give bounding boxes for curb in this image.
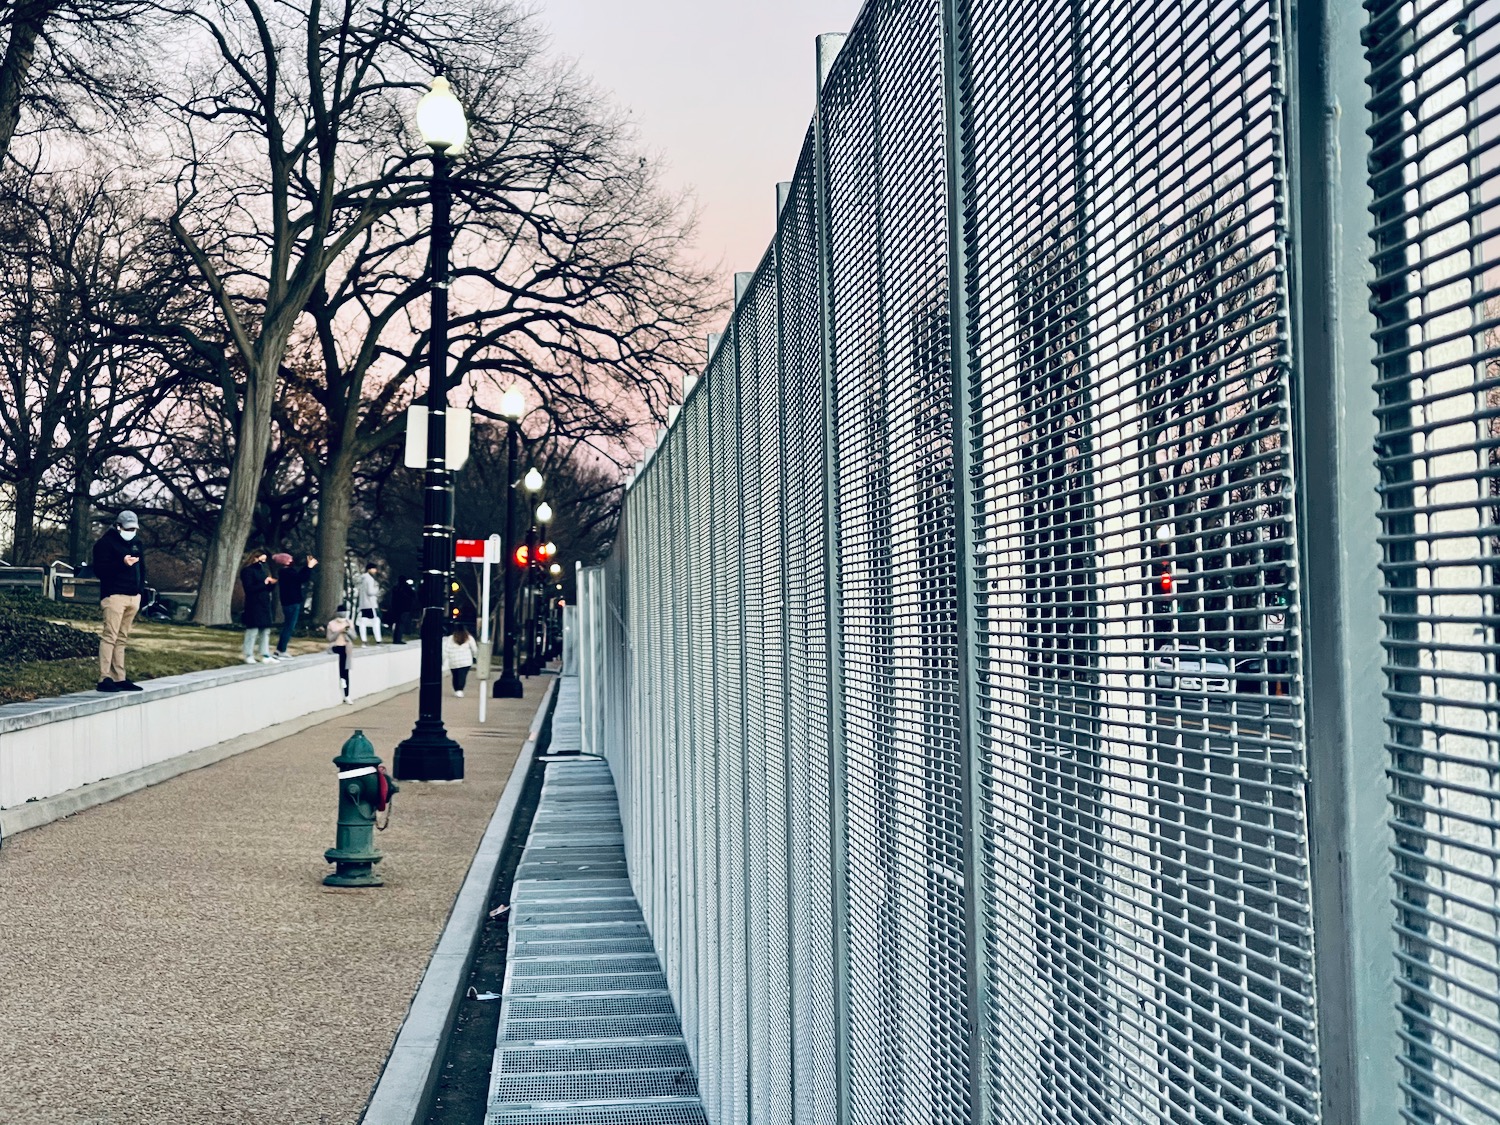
[360,676,559,1125]
[0,677,418,842]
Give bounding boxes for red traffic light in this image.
[1158,566,1173,594]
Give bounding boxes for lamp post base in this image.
[392,719,464,781]
[493,673,524,698]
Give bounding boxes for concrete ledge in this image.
[0,644,421,813]
[360,676,558,1125]
[0,677,418,840]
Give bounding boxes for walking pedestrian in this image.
[356,562,383,644]
[442,623,478,696]
[327,605,355,703]
[92,510,147,692]
[239,549,277,663]
[274,552,318,657]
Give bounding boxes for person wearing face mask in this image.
[92,510,147,692]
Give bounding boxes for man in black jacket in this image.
[92,510,146,692]
[273,553,318,657]
[390,576,417,644]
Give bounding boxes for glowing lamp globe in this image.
[500,386,526,420]
[416,76,468,153]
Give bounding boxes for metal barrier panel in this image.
[736,252,795,1123]
[684,379,719,1108]
[957,0,1320,1120]
[670,399,700,1083]
[1367,1,1500,1120]
[820,3,974,1123]
[779,132,840,1125]
[709,331,750,1125]
[665,437,687,1035]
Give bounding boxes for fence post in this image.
[813,29,851,1125]
[1287,0,1401,1121]
[937,0,988,1117]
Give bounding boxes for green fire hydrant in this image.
[324,730,397,887]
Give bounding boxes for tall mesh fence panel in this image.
[1368,0,1500,1121]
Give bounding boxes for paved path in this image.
[489,747,706,1123]
[0,669,553,1125]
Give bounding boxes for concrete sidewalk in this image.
[0,671,551,1125]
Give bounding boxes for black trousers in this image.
[337,647,349,696]
[451,666,470,691]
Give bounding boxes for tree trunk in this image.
[191,367,277,624]
[9,473,38,564]
[68,459,93,566]
[313,444,358,623]
[0,0,55,164]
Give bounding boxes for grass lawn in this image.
[0,617,331,705]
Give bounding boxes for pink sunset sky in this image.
[534,0,867,282]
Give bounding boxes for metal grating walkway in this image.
[546,677,583,756]
[486,752,705,1125]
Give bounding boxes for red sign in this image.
[455,539,485,560]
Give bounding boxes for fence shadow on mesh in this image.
[575,0,1500,1122]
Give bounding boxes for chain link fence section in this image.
[569,0,1500,1121]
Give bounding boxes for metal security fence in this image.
[573,0,1500,1123]
[1368,1,1500,1121]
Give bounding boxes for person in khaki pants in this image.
[92,510,147,692]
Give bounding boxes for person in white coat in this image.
[356,563,383,644]
[442,624,479,696]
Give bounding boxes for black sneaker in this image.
[116,680,144,692]
[96,679,119,692]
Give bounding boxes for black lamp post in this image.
[393,75,467,783]
[497,461,542,695]
[494,389,526,698]
[520,519,540,675]
[516,486,546,678]
[521,503,553,675]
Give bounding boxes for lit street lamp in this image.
[494,386,527,698]
[393,75,467,783]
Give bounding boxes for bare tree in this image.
[243,27,718,619]
[0,164,180,562]
[154,0,516,622]
[0,0,151,162]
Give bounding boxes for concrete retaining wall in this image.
[0,645,421,811]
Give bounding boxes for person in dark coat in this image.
[92,510,147,692]
[273,552,318,657]
[240,548,277,663]
[390,576,417,644]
